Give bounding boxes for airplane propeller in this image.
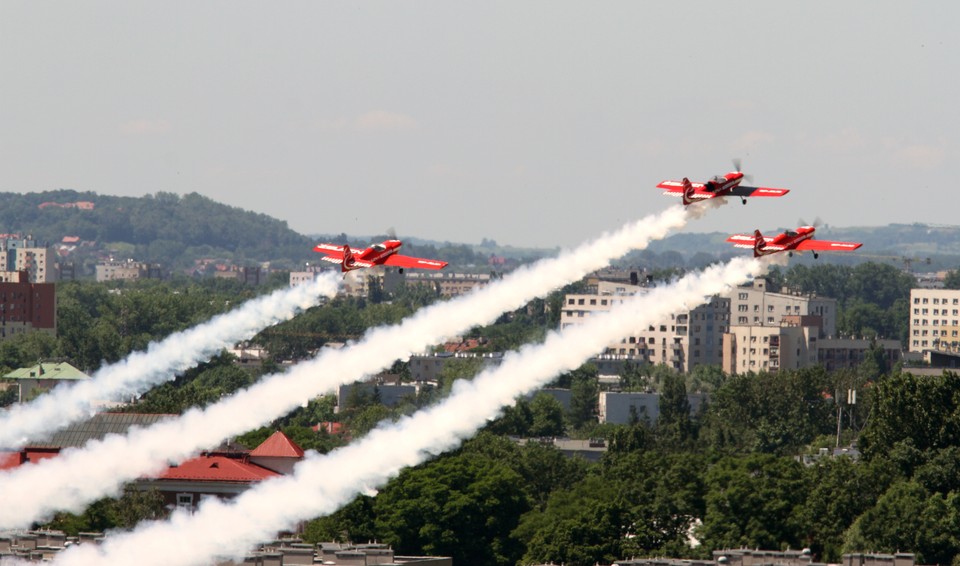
[732,158,755,185]
[798,217,823,229]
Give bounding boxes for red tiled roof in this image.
[157,456,279,483]
[250,430,305,458]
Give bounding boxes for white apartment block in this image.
[728,278,837,338]
[560,281,729,373]
[96,260,147,282]
[0,236,56,283]
[723,318,820,374]
[909,288,960,353]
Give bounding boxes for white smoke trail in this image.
[0,204,698,529]
[0,273,341,450]
[52,256,774,566]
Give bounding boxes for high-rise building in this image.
[0,235,56,283]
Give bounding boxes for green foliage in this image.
[44,486,165,536]
[782,262,914,340]
[699,368,835,454]
[302,495,377,544]
[528,393,566,437]
[122,353,252,414]
[792,457,896,562]
[0,190,315,270]
[657,372,694,447]
[566,364,599,431]
[0,383,19,408]
[698,454,807,551]
[842,481,960,565]
[374,450,530,566]
[859,371,960,457]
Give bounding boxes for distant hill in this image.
[0,190,315,269]
[3,190,956,275]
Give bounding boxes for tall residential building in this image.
[560,281,729,373]
[0,271,56,341]
[722,317,821,374]
[728,278,837,338]
[0,235,56,283]
[909,288,960,353]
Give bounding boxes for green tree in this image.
[566,365,599,431]
[529,393,566,437]
[658,372,693,447]
[859,371,960,458]
[842,481,960,565]
[374,452,529,566]
[699,454,807,551]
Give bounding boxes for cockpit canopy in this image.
[371,244,387,252]
[784,230,798,238]
[711,175,727,183]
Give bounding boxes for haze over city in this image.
[2,2,957,248]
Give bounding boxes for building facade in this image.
[909,288,960,353]
[561,281,729,373]
[0,236,56,283]
[0,271,56,341]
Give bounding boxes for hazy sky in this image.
[2,2,957,248]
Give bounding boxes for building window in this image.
[177,493,194,510]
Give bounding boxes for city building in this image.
[817,338,903,371]
[408,352,504,383]
[598,390,707,425]
[0,271,56,341]
[908,288,960,353]
[384,269,494,297]
[560,281,729,373]
[722,317,821,374]
[95,260,163,282]
[728,278,837,338]
[2,362,89,404]
[0,235,56,283]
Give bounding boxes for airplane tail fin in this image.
[753,229,765,258]
[341,244,356,272]
[681,178,694,206]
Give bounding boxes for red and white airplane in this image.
[657,161,789,205]
[726,226,863,259]
[313,240,448,273]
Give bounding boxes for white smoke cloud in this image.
[0,273,341,450]
[54,256,773,566]
[0,204,698,529]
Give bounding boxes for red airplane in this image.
[313,239,448,273]
[726,226,863,259]
[657,161,789,205]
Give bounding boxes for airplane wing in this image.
[794,240,863,253]
[726,234,785,250]
[728,185,790,198]
[657,180,706,194]
[313,243,362,255]
[382,254,448,270]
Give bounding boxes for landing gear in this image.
[788,251,794,257]
[813,252,819,259]
[741,197,747,205]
